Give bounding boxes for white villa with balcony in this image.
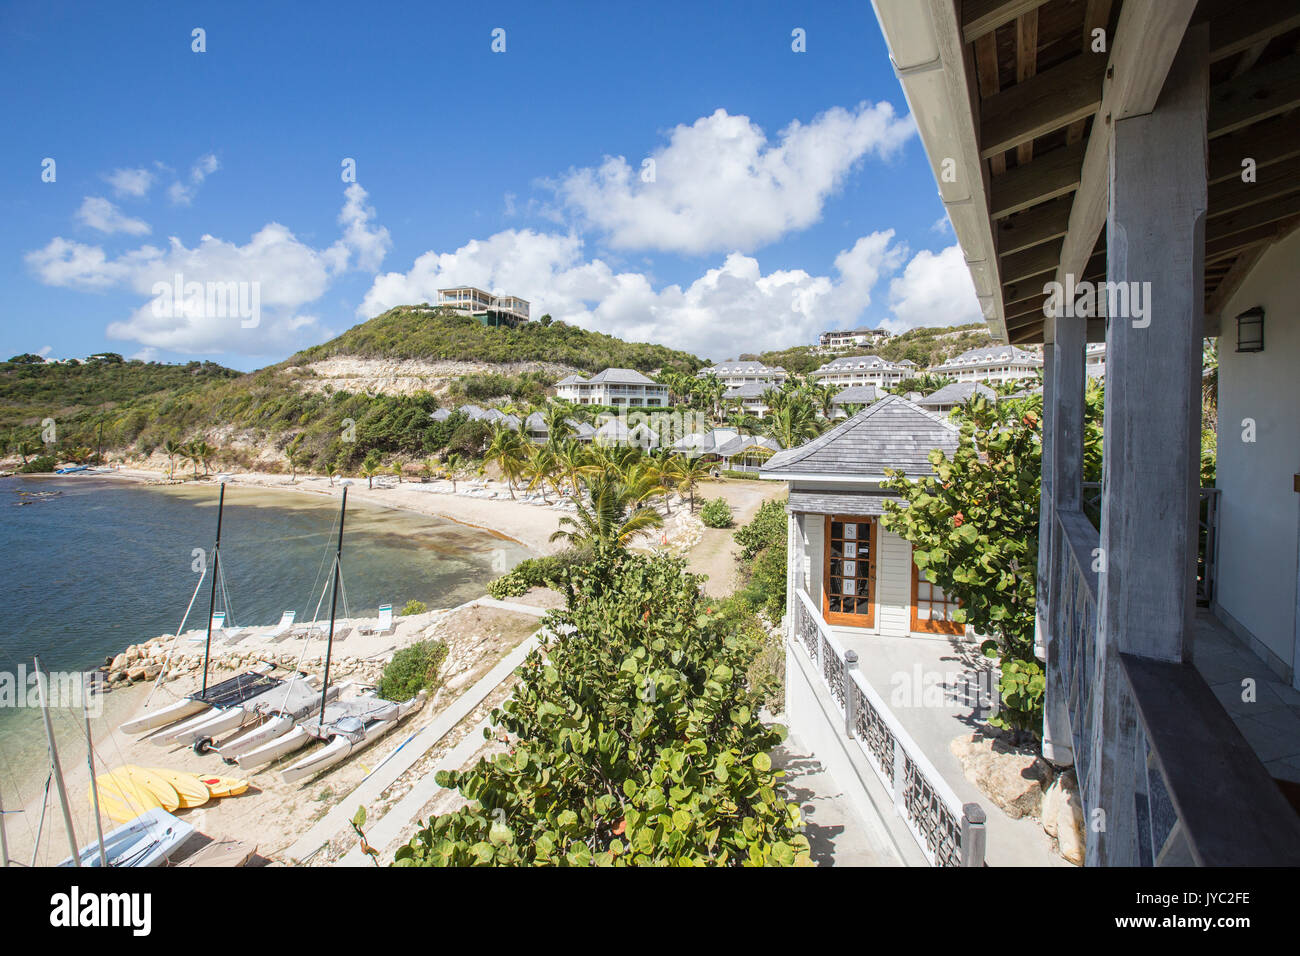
[811,355,909,388]
[819,327,893,349]
[928,345,1043,384]
[698,360,788,388]
[553,368,669,407]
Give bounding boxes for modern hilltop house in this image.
[789,0,1300,866]
[436,286,530,327]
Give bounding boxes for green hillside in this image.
[292,306,704,375]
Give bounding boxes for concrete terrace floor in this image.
[1192,609,1300,784]
[834,628,1071,867]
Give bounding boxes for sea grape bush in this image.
[396,549,810,866]
[699,497,733,528]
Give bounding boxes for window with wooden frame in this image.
[911,560,963,635]
[822,516,877,627]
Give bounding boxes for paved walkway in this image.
[772,736,903,866]
[1192,609,1300,783]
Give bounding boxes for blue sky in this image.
[0,0,979,370]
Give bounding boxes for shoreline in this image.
[24,465,564,555]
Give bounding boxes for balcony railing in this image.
[1045,505,1300,865]
[793,588,986,867]
[1082,483,1220,604]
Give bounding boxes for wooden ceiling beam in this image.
[961,0,1053,45]
[995,196,1073,255]
[1208,156,1300,218]
[1015,10,1039,166]
[980,54,1106,159]
[1067,0,1115,145]
[975,31,1007,177]
[1208,113,1300,184]
[1206,191,1300,242]
[1208,0,1300,64]
[1209,53,1300,138]
[989,142,1085,219]
[1001,237,1063,284]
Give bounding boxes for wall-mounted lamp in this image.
[1236,307,1265,353]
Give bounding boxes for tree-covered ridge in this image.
[0,352,240,427]
[290,307,706,375]
[744,323,997,375]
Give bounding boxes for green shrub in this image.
[400,599,427,616]
[18,455,56,473]
[394,549,809,866]
[712,596,784,714]
[377,640,448,702]
[487,548,590,599]
[719,469,763,480]
[734,497,787,561]
[700,497,733,528]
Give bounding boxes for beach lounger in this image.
[359,604,395,636]
[266,610,297,642]
[190,612,231,643]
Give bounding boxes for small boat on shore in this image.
[59,808,194,868]
[150,674,326,749]
[279,690,426,784]
[121,667,281,735]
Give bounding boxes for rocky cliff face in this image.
[287,357,581,397]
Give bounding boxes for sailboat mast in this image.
[82,695,108,867]
[319,483,349,728]
[200,479,227,697]
[0,785,9,867]
[34,656,80,866]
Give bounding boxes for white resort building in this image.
[811,355,909,388]
[819,328,893,349]
[915,381,997,415]
[553,369,670,407]
[698,360,788,388]
[928,345,1043,384]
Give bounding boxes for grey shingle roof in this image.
[831,385,881,405]
[524,412,547,431]
[554,374,587,386]
[760,395,959,477]
[724,382,775,400]
[715,435,782,458]
[813,355,894,373]
[458,404,489,420]
[916,381,996,407]
[786,490,903,516]
[430,408,453,421]
[586,368,658,385]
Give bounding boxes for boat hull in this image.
[121,699,209,735]
[60,808,195,867]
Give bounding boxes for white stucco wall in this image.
[1215,228,1300,679]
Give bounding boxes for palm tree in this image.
[549,471,665,551]
[543,403,575,447]
[764,402,818,450]
[666,454,712,512]
[554,438,591,496]
[442,453,464,492]
[481,424,530,499]
[361,459,382,489]
[191,441,214,477]
[161,438,183,479]
[523,446,559,503]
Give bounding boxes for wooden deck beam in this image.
[1209,53,1300,139]
[980,54,1106,159]
[989,142,1085,219]
[961,0,1052,45]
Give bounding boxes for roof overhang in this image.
[870,0,1300,344]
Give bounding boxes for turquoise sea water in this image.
[0,474,530,825]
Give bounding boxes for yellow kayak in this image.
[198,776,249,799]
[90,766,181,824]
[147,768,211,809]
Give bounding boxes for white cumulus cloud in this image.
[104,167,155,198]
[361,227,930,359]
[76,196,151,236]
[168,153,221,205]
[549,103,915,255]
[26,186,390,356]
[884,244,982,331]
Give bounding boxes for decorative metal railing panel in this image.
[792,588,984,866]
[902,751,963,868]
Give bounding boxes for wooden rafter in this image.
[1015,10,1039,165]
[975,32,1007,176]
[979,53,1106,158]
[1207,156,1300,218]
[1207,112,1300,184]
[995,195,1073,255]
[1067,0,1114,145]
[1207,0,1300,64]
[962,0,1053,45]
[1209,53,1300,138]
[989,141,1085,218]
